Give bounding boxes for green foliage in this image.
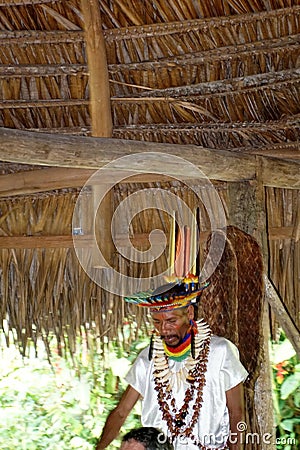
[0,328,148,450]
[271,332,300,450]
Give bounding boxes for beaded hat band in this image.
[124,275,209,312]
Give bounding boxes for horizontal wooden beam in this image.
[0,226,296,249]
[0,128,299,189]
[0,235,76,249]
[129,69,300,99]
[242,148,300,161]
[0,167,180,197]
[269,226,300,241]
[115,115,300,132]
[0,168,95,197]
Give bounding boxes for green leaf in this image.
[105,368,116,394]
[280,373,300,399]
[294,389,300,407]
[280,403,294,419]
[280,419,296,432]
[283,444,291,450]
[70,436,93,449]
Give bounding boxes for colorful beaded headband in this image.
[124,275,209,312]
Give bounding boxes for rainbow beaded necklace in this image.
[163,332,191,361]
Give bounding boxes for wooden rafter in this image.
[0,128,299,189]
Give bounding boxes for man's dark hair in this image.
[122,426,173,450]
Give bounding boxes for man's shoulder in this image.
[134,345,151,362]
[209,335,238,353]
[210,334,230,345]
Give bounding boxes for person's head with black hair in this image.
[120,427,173,450]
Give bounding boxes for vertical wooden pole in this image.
[253,158,276,450]
[228,160,276,450]
[81,0,113,137]
[81,0,114,269]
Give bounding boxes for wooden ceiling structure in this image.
[0,0,299,377]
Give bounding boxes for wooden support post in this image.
[228,159,276,450]
[254,158,276,450]
[81,0,112,137]
[81,0,114,270]
[228,180,259,236]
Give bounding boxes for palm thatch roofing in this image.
[0,0,299,388]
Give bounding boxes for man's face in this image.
[120,439,145,450]
[151,305,193,347]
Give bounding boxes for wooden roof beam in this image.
[0,127,299,189]
[0,226,296,249]
[0,167,95,197]
[118,69,300,99]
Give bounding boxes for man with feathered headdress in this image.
[96,275,247,450]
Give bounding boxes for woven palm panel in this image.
[200,226,264,449]
[198,228,239,344]
[200,226,263,376]
[112,74,299,126]
[227,227,264,450]
[227,226,264,379]
[113,119,300,149]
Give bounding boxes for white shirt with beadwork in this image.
[125,335,248,450]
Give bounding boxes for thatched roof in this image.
[0,0,298,158]
[0,0,299,374]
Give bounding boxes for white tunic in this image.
[125,335,248,449]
